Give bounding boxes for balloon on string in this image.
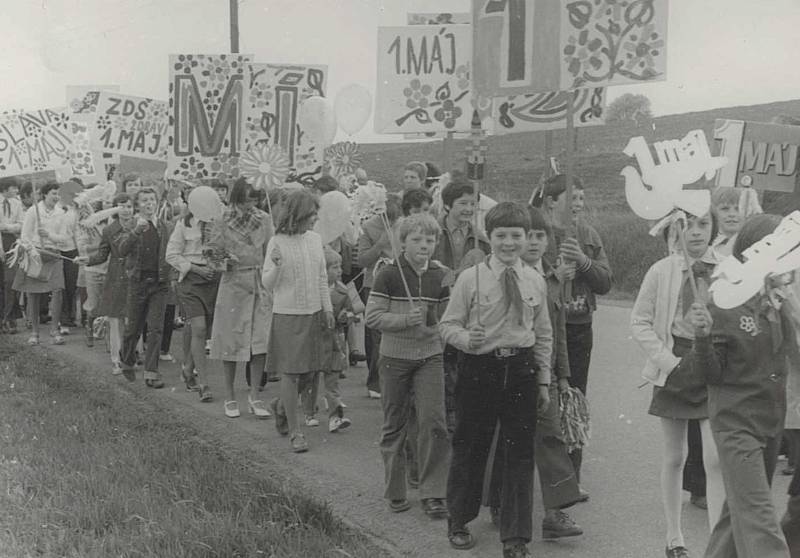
[334,84,372,135]
[314,190,353,244]
[187,185,224,222]
[298,96,337,147]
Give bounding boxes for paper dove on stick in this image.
[621,130,727,220]
[710,211,800,309]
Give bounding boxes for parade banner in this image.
[493,87,606,133]
[168,54,252,180]
[67,84,120,166]
[92,92,168,161]
[472,0,668,97]
[408,12,471,25]
[243,63,327,181]
[0,108,95,178]
[713,119,800,193]
[375,25,472,134]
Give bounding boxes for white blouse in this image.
[21,201,68,251]
[262,231,333,315]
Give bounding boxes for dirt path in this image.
[11,303,792,558]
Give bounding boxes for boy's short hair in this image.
[527,206,552,236]
[404,161,427,182]
[398,212,441,243]
[401,188,433,215]
[20,181,33,197]
[136,187,158,202]
[324,246,342,267]
[531,174,584,207]
[314,175,339,194]
[485,202,531,236]
[122,173,140,188]
[441,176,475,210]
[711,186,740,208]
[0,177,19,193]
[41,182,60,197]
[733,214,782,262]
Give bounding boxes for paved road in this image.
[17,303,792,558]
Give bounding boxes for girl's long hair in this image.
[275,190,319,236]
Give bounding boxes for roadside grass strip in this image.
[0,339,387,558]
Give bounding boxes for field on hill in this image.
[35,98,800,299]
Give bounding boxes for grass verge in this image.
[0,338,390,558]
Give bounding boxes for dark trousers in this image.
[363,287,381,393]
[488,384,580,512]
[705,431,789,558]
[0,233,21,323]
[447,351,537,544]
[566,321,593,482]
[60,249,79,324]
[120,277,167,378]
[784,429,800,557]
[443,344,460,436]
[683,419,706,497]
[161,303,175,354]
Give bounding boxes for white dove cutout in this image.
[621,130,727,220]
[710,211,800,309]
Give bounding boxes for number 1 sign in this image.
[472,0,669,97]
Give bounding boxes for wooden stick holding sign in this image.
[562,92,576,301]
[467,109,486,326]
[675,219,700,302]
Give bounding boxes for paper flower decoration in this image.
[324,141,362,178]
[350,181,387,224]
[239,144,290,190]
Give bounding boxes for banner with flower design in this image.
[375,25,472,134]
[167,54,253,181]
[66,84,120,167]
[0,108,95,178]
[243,63,327,185]
[91,92,168,161]
[472,0,668,97]
[408,12,471,25]
[492,87,606,134]
[324,142,362,178]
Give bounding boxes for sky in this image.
[2,0,800,144]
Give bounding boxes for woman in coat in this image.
[207,178,273,419]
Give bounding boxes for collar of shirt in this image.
[678,248,717,271]
[534,260,545,275]
[445,217,468,237]
[487,254,524,280]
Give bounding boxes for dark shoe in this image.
[421,498,448,519]
[542,510,583,540]
[85,326,94,347]
[271,398,289,436]
[267,375,280,383]
[489,506,500,528]
[389,499,411,513]
[349,351,366,365]
[198,384,212,402]
[783,465,796,476]
[181,366,199,392]
[577,487,590,503]
[665,546,690,558]
[290,433,309,453]
[145,379,165,389]
[448,527,475,550]
[503,542,531,558]
[121,367,136,382]
[690,494,707,510]
[338,370,347,379]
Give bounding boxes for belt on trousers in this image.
[465,347,531,360]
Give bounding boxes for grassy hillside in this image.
[359,98,800,297]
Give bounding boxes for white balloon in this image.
[298,96,337,148]
[314,190,353,244]
[188,186,224,222]
[335,84,372,135]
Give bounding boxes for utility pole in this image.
[230,0,239,53]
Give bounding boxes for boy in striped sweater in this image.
[365,212,451,519]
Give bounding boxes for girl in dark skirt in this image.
[630,211,724,558]
[262,190,333,453]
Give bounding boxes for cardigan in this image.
[630,250,718,387]
[262,231,333,315]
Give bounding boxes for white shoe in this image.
[305,416,320,427]
[329,416,351,432]
[59,326,70,335]
[368,390,381,399]
[159,353,174,362]
[205,340,211,355]
[111,363,123,376]
[248,397,272,418]
[224,400,240,418]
